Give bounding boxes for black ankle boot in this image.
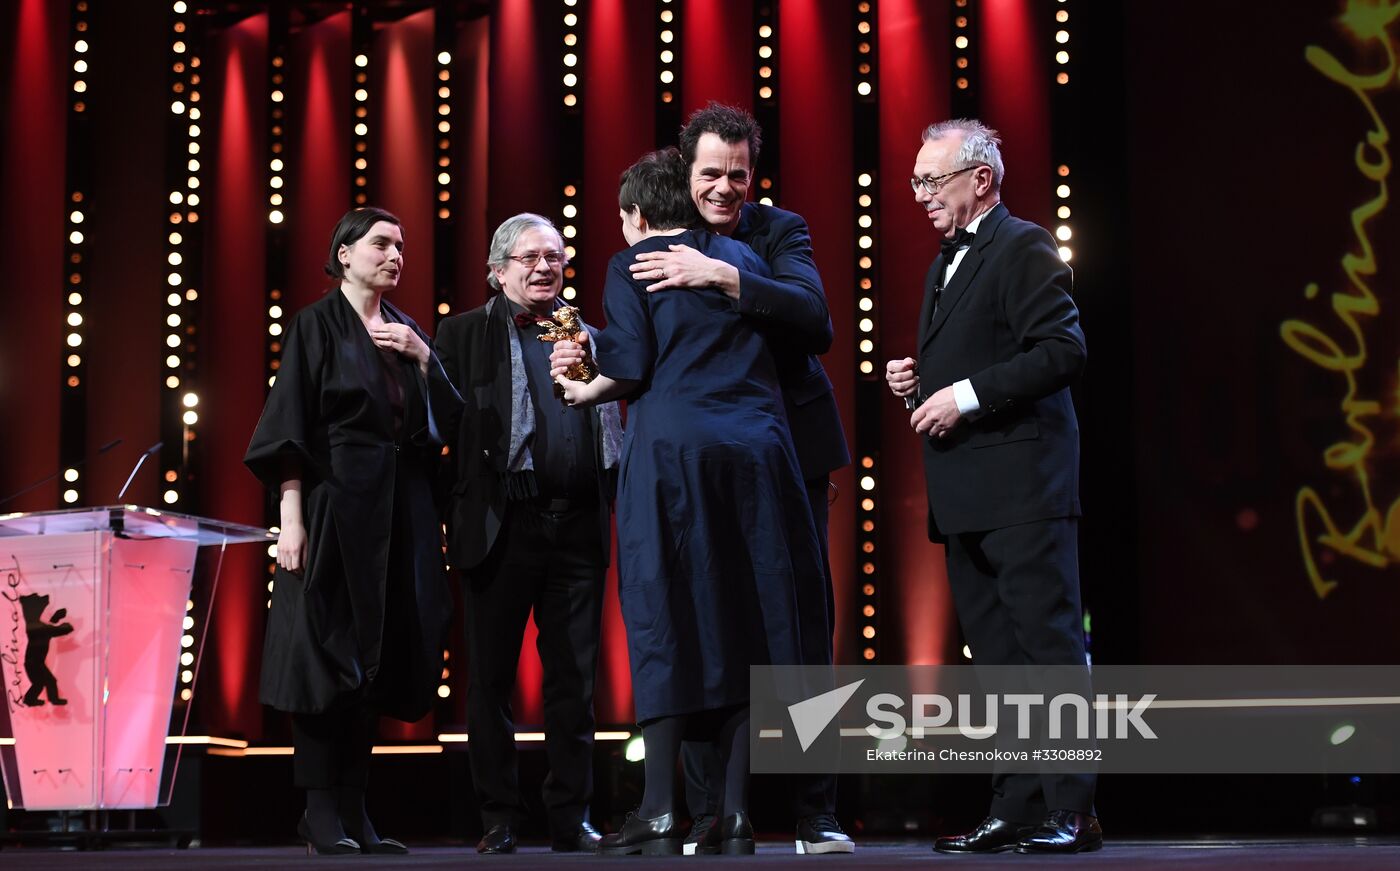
[720,811,755,854]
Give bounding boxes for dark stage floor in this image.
[4,839,1400,869]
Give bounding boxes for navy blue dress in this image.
[595,230,827,722]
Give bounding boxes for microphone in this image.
[0,439,123,509]
[116,441,164,503]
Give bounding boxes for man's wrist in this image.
[952,379,981,416]
[717,262,741,300]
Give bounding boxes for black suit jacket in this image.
[434,294,616,571]
[733,203,851,480]
[916,203,1086,538]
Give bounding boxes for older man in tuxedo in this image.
[886,119,1099,854]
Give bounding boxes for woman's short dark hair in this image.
[618,147,700,232]
[324,207,402,278]
[678,101,762,168]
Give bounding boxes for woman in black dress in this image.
[244,208,461,855]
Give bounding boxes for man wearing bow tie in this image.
[885,120,1098,855]
[435,213,623,856]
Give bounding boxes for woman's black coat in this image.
[245,290,462,720]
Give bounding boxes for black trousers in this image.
[464,501,606,836]
[292,704,376,790]
[683,475,837,820]
[944,516,1096,823]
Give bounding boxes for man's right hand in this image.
[885,357,920,398]
[549,329,593,380]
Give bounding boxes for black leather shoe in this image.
[476,823,517,854]
[600,810,682,856]
[795,814,854,855]
[683,813,721,856]
[297,812,360,856]
[719,812,755,855]
[1016,810,1103,853]
[552,821,603,853]
[933,816,1036,853]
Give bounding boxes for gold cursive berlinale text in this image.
[1281,0,1400,599]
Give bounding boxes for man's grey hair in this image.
[486,212,563,291]
[922,118,1004,189]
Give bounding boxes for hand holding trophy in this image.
[535,305,597,399]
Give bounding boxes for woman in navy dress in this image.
[557,149,826,855]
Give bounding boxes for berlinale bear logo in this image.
[20,593,73,707]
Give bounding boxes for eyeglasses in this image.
[909,166,981,195]
[508,251,567,268]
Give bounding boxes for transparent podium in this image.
[0,506,273,811]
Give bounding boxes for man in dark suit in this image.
[621,102,853,855]
[886,119,1100,854]
[434,213,622,856]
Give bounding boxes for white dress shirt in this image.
[946,206,995,416]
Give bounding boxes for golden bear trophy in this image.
[534,305,597,398]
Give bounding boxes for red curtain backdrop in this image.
[202,13,269,739]
[681,0,751,116]
[0,0,66,512]
[780,0,858,663]
[373,8,436,329]
[980,0,1052,228]
[84,0,169,506]
[453,15,491,315]
[288,12,350,314]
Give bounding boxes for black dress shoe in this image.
[600,810,682,856]
[795,814,855,855]
[719,812,755,855]
[552,821,603,853]
[1016,810,1103,853]
[296,812,360,856]
[933,816,1036,853]
[683,813,721,856]
[477,823,517,854]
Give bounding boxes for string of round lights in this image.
[60,0,94,507]
[560,0,583,302]
[166,0,205,703]
[854,0,880,663]
[753,5,778,206]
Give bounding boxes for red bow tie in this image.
[514,311,543,329]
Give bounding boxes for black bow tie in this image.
[933,228,976,315]
[940,228,975,259]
